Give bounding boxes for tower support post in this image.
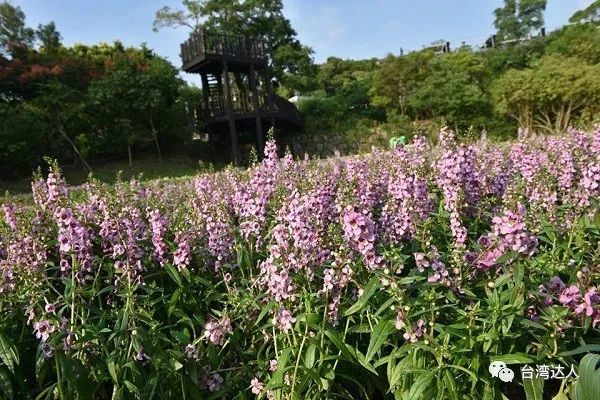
[222,61,240,165]
[249,64,264,157]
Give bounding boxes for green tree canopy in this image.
[369,51,433,115]
[407,50,490,129]
[0,1,34,55]
[36,21,62,53]
[494,0,546,41]
[546,23,600,64]
[153,0,314,90]
[492,54,600,132]
[569,0,600,24]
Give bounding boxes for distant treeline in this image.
[288,1,600,152]
[0,2,202,178]
[1,0,600,177]
[293,27,599,149]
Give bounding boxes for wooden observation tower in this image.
[180,29,303,164]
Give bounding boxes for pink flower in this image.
[403,319,425,343]
[575,288,599,317]
[44,302,56,314]
[275,307,296,333]
[269,359,278,371]
[250,377,264,395]
[203,316,232,346]
[34,319,55,342]
[559,285,582,307]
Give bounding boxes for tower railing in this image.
[181,30,267,69]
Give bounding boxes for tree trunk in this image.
[127,143,133,167]
[57,119,92,173]
[150,116,162,163]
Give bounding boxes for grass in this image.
[0,155,216,200]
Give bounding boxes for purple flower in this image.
[148,209,168,266]
[395,310,406,330]
[559,285,582,307]
[185,343,199,360]
[173,232,192,270]
[134,348,150,362]
[34,319,55,342]
[44,302,56,314]
[275,307,296,333]
[575,288,599,317]
[203,316,232,346]
[269,359,278,371]
[205,372,223,392]
[1,204,18,230]
[41,343,54,358]
[403,319,425,343]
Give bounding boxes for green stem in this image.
[55,355,66,400]
[290,319,309,396]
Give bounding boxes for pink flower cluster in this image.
[395,310,426,343]
[203,316,232,346]
[342,205,383,269]
[559,285,600,327]
[468,204,537,270]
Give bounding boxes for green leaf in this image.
[406,369,436,400]
[108,359,118,383]
[560,345,600,356]
[164,263,183,287]
[396,276,425,285]
[496,251,519,265]
[324,330,356,362]
[0,334,19,374]
[124,380,140,395]
[267,347,292,390]
[255,301,276,327]
[574,353,600,400]
[304,343,316,369]
[523,376,544,400]
[490,353,534,364]
[442,369,458,399]
[365,319,395,363]
[520,319,548,331]
[171,359,183,371]
[344,277,379,316]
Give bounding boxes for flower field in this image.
[1,128,599,399]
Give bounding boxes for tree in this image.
[88,48,184,166]
[369,51,433,116]
[407,50,490,130]
[546,23,600,64]
[153,0,314,90]
[569,0,600,24]
[493,0,546,41]
[492,55,600,133]
[0,1,34,55]
[36,21,62,53]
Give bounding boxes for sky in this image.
[14,0,591,86]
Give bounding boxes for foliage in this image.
[153,0,315,91]
[407,50,491,130]
[0,1,34,55]
[369,51,433,115]
[569,0,600,24]
[493,0,547,41]
[492,55,600,133]
[1,129,599,399]
[545,23,600,65]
